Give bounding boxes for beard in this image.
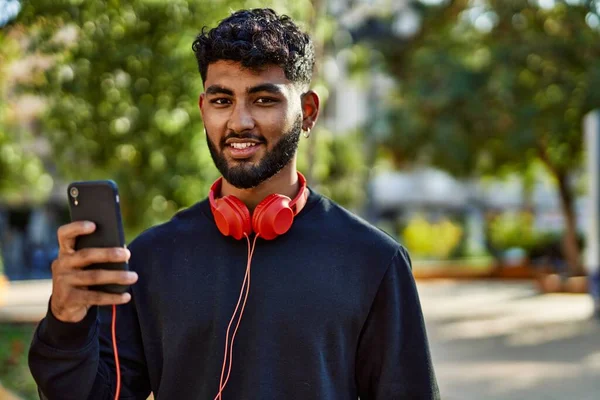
[206,115,302,189]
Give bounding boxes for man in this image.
[28,8,439,399]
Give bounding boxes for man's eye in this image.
[256,97,278,104]
[210,98,230,105]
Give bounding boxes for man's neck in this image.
[220,163,300,212]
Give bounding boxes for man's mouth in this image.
[230,142,258,150]
[226,141,263,159]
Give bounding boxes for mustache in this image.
[220,132,266,147]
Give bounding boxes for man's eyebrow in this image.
[248,83,284,95]
[205,85,234,96]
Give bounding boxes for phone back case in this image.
[67,180,128,293]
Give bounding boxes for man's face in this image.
[199,60,304,189]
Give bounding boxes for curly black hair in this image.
[192,8,315,88]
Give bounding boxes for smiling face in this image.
[199,60,306,189]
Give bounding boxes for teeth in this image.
[230,142,257,149]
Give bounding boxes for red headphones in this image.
[209,172,309,240]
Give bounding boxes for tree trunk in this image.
[555,172,585,276]
[537,141,584,277]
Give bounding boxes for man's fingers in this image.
[59,247,131,270]
[68,269,138,287]
[57,221,96,254]
[72,288,132,306]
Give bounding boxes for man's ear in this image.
[301,90,320,131]
[198,93,205,117]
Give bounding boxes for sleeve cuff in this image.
[37,298,98,350]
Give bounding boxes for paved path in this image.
[418,280,600,400]
[1,279,599,399]
[0,382,22,400]
[0,279,51,323]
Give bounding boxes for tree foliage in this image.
[0,0,364,236]
[373,0,600,274]
[0,28,50,202]
[378,0,600,174]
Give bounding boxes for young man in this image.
[28,8,439,399]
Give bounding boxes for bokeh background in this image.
[1,0,600,399]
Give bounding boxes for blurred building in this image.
[0,200,68,280]
[371,167,587,232]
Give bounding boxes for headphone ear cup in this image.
[213,196,252,240]
[252,194,295,240]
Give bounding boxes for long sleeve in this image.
[355,247,440,400]
[28,289,151,400]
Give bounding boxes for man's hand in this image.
[49,221,138,323]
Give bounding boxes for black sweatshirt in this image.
[28,190,440,399]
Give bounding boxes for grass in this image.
[0,323,38,400]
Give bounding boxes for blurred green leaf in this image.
[371,0,600,274]
[1,0,355,236]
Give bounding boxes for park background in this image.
[1,0,599,399]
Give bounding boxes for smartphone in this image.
[67,180,129,294]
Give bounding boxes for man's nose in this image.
[227,102,255,133]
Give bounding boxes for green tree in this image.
[375,0,600,275]
[0,28,49,203]
[1,0,362,237]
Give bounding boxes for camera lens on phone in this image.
[70,187,79,198]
